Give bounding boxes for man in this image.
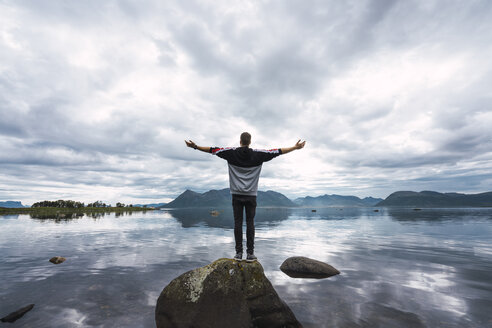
[185,132,306,261]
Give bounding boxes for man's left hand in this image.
[185,140,197,149]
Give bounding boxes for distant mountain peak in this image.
[377,190,492,207]
[161,188,295,208]
[294,194,382,207]
[0,201,26,208]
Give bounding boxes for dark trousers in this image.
[232,194,257,254]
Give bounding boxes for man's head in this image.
[240,132,251,147]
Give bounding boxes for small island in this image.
[0,199,153,217]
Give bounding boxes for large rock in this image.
[280,256,340,279]
[155,258,302,328]
[1,304,34,323]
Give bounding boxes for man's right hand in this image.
[280,140,306,154]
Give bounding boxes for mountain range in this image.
[160,189,492,208]
[376,191,492,207]
[294,194,382,207]
[3,190,491,210]
[160,189,383,208]
[133,202,167,208]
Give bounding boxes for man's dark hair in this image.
[240,132,251,146]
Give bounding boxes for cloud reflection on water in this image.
[0,208,491,327]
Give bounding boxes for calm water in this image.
[1,208,491,327]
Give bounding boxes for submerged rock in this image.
[49,256,66,264]
[280,256,340,279]
[155,258,302,328]
[1,304,34,323]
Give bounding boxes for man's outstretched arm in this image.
[280,139,306,155]
[185,140,211,153]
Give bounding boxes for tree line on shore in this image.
[30,200,135,208]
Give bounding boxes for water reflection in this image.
[28,211,142,222]
[30,212,85,222]
[163,207,292,228]
[0,209,491,327]
[385,207,492,223]
[0,214,20,220]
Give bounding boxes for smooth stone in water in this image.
[280,256,340,279]
[155,258,302,328]
[1,304,34,323]
[49,256,66,264]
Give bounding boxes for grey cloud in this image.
[0,120,24,138]
[440,133,491,154]
[15,0,131,26]
[1,0,492,204]
[356,152,461,169]
[263,0,397,71]
[247,43,323,98]
[172,22,229,76]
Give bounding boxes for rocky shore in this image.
[155,258,302,328]
[155,257,340,327]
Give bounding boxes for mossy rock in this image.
[155,258,302,328]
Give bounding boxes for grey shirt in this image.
[210,146,283,196]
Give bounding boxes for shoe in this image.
[234,252,243,261]
[246,253,257,262]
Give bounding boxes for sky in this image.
[1,0,492,205]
